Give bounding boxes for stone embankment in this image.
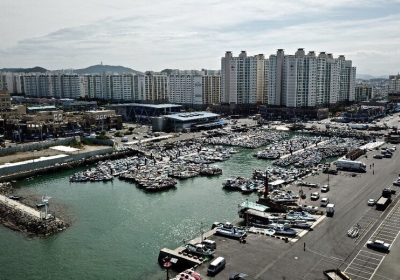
[0,182,68,236]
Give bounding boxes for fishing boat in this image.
[145,179,177,192]
[285,211,317,222]
[215,223,247,239]
[291,221,312,229]
[271,224,299,236]
[184,243,214,256]
[173,269,202,280]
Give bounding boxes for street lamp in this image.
[163,256,172,280]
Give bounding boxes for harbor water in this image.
[0,147,268,280]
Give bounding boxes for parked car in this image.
[300,204,319,213]
[373,154,383,159]
[207,257,226,275]
[366,240,390,252]
[320,198,329,207]
[310,192,320,200]
[368,199,376,206]
[229,273,248,280]
[383,153,392,158]
[321,185,330,192]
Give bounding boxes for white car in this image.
[321,185,330,192]
[310,192,320,200]
[368,199,376,206]
[320,198,329,207]
[300,204,319,213]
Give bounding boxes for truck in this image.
[334,158,367,172]
[326,204,335,217]
[323,269,351,280]
[348,123,369,130]
[375,189,392,210]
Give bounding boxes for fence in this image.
[0,147,114,176]
[84,137,115,146]
[0,137,76,156]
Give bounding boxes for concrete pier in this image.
[158,228,217,268]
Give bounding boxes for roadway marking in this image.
[345,198,400,279]
[359,250,386,257]
[346,271,370,280]
[350,262,377,271]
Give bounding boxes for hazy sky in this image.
[2,0,400,75]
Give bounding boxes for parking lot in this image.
[194,233,290,279]
[345,198,400,279]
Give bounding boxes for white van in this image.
[207,257,226,275]
[121,137,128,142]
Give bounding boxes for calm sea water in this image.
[0,147,270,280]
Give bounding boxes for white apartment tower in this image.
[134,72,169,102]
[60,74,85,99]
[84,74,104,99]
[169,69,221,107]
[269,49,356,107]
[104,73,134,101]
[338,55,356,102]
[22,74,39,97]
[202,70,221,105]
[221,51,267,105]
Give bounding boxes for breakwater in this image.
[0,183,68,236]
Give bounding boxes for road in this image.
[252,143,400,280]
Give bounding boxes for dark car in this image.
[229,273,248,280]
[9,195,23,200]
[366,240,390,252]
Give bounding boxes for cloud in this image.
[0,0,399,75]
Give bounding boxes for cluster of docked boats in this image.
[70,141,232,192]
[205,130,288,148]
[273,137,365,167]
[253,167,311,184]
[254,135,327,160]
[239,203,319,236]
[222,177,265,194]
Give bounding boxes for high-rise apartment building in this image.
[169,69,221,107]
[268,49,356,107]
[134,72,169,103]
[389,74,400,92]
[84,74,104,99]
[104,73,134,100]
[221,51,267,105]
[22,73,39,97]
[355,84,374,102]
[59,74,85,99]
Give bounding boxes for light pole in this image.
[163,256,172,280]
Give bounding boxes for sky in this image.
[1,0,400,76]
